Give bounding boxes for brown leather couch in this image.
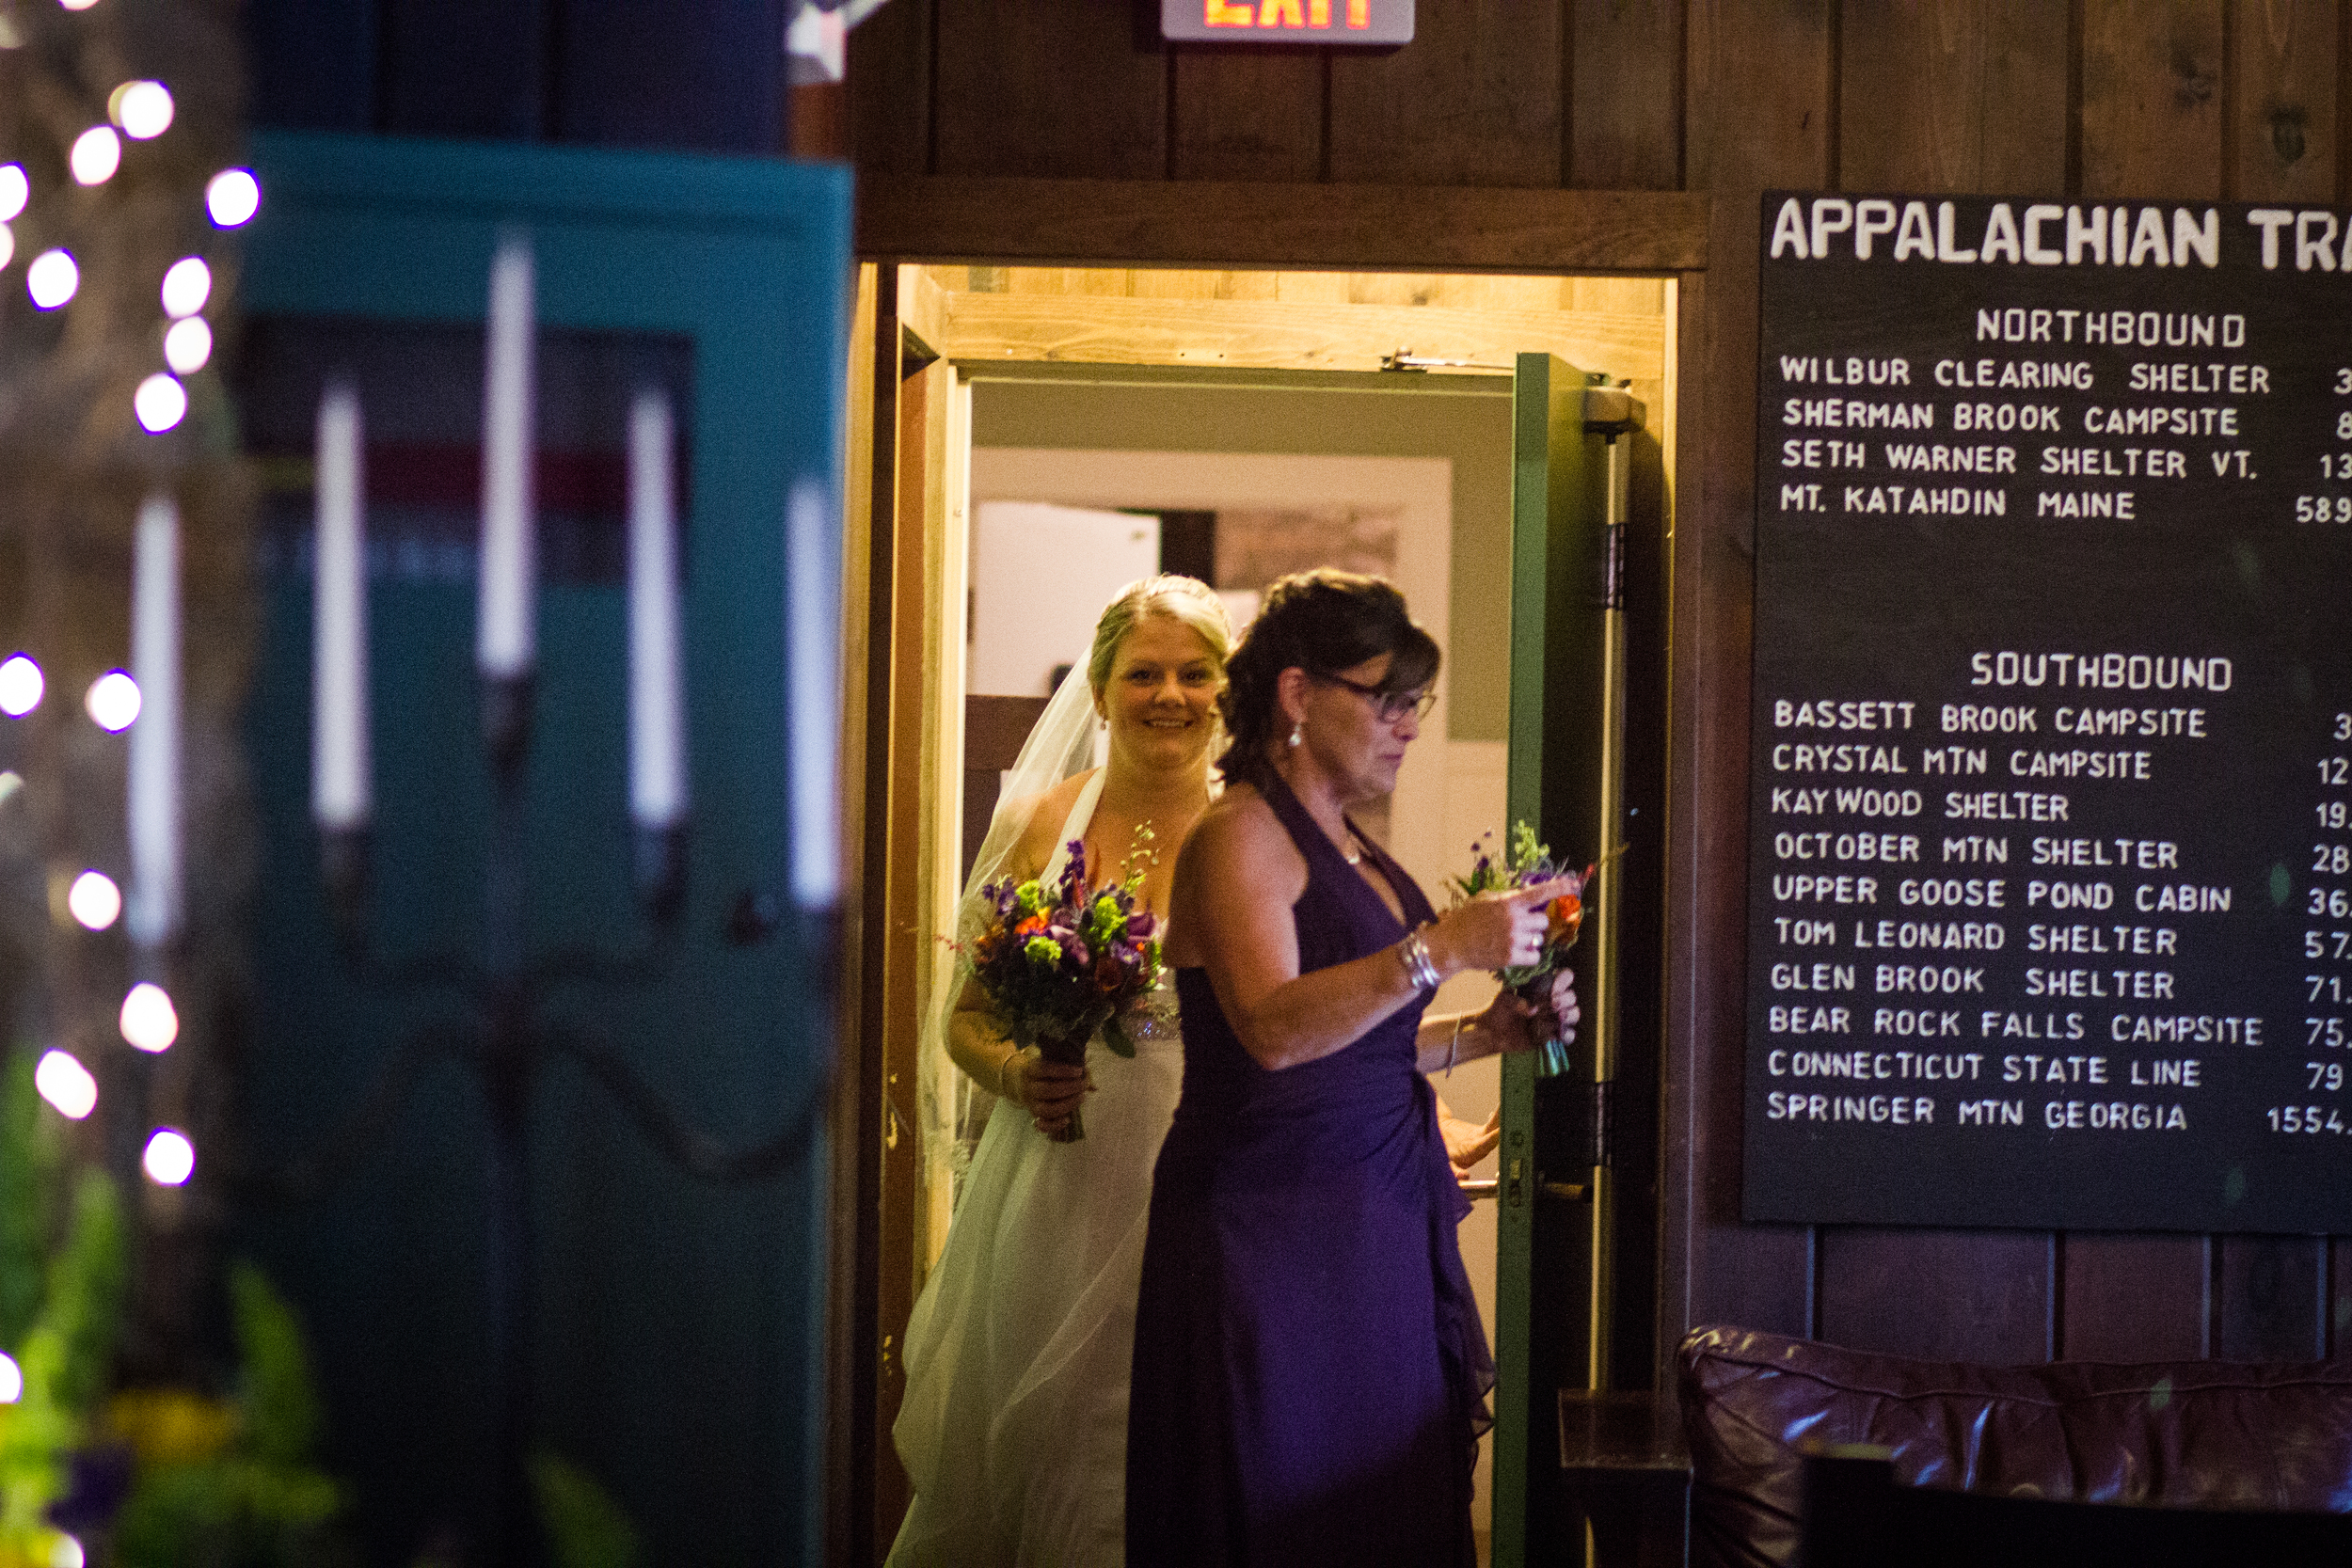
[1677,1324,2352,1568]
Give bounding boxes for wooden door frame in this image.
[827,177,1712,1568]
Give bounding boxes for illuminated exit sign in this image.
[1162,0,1413,44]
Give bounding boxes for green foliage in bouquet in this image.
[1452,822,1593,1078]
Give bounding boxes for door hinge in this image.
[1574,1080,1614,1170]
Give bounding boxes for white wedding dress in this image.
[887,770,1185,1568]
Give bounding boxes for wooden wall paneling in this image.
[1572,277,1670,316]
[2217,1235,2328,1360]
[1816,1231,2054,1362]
[930,2,1168,180]
[1569,0,1686,190]
[854,177,1710,273]
[2079,0,2227,198]
[1171,46,1327,182]
[1837,0,2069,194]
[2229,0,2337,199]
[928,291,1668,409]
[2058,1235,2210,1360]
[1327,0,1565,187]
[1831,0,2066,1367]
[1671,0,1832,1348]
[1129,268,1283,300]
[847,0,933,177]
[825,261,882,1568]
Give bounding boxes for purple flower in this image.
[1126,911,1154,939]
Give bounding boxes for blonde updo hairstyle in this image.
[1085,574,1234,704]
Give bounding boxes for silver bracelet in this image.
[1397,927,1441,992]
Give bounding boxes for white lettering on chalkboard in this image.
[2035,490,2137,518]
[1974,308,2247,346]
[2053,706,2206,737]
[2026,923,2176,954]
[2040,446,2185,477]
[2031,837,2179,868]
[1968,652,2233,691]
[1771,743,1910,772]
[2246,208,2352,271]
[1979,1010,2086,1039]
[2082,405,2238,436]
[1779,356,1912,385]
[1841,484,2007,515]
[1852,919,2006,950]
[1784,398,1935,429]
[2001,1052,2107,1082]
[1884,443,2015,474]
[2024,967,2175,999]
[1764,1092,1938,1124]
[2041,1099,2188,1131]
[1770,198,2222,269]
[1766,1049,1984,1080]
[1945,791,2070,820]
[1942,836,2009,863]
[1772,874,1879,903]
[1957,1099,2027,1125]
[1935,358,2093,389]
[1769,786,1926,816]
[2010,748,2153,780]
[1943,705,2036,732]
[1952,403,2061,432]
[1772,699,1917,729]
[2136,884,2233,913]
[2110,1013,2261,1044]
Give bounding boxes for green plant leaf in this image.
[42,1170,124,1418]
[232,1262,322,1467]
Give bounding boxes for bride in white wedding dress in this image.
[888,577,1233,1568]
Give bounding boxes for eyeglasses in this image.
[1312,673,1437,724]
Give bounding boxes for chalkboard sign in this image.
[1744,191,2352,1232]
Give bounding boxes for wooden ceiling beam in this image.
[856,176,1709,274]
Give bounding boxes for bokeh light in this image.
[0,654,40,716]
[0,1352,19,1403]
[0,224,13,271]
[163,316,212,374]
[135,372,185,433]
[0,165,24,222]
[142,1130,194,1187]
[205,169,259,228]
[110,80,173,139]
[49,1534,82,1568]
[159,256,209,317]
[34,1051,96,1120]
[68,126,119,186]
[58,0,101,10]
[86,671,139,731]
[67,870,120,930]
[26,249,77,309]
[119,982,178,1053]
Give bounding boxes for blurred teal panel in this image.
[238,133,848,1565]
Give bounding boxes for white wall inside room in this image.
[968,501,1160,697]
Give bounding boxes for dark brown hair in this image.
[1215,569,1439,792]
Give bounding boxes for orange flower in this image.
[1013,914,1046,938]
[1546,894,1582,943]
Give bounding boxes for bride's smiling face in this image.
[1097,614,1220,776]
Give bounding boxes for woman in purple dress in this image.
[1127,570,1579,1566]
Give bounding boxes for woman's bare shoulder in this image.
[1005,769,1097,871]
[1180,783,1294,866]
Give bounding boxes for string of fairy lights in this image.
[0,7,262,1217]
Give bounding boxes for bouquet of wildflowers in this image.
[1452,821,1596,1077]
[966,830,1163,1142]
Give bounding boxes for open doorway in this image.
[838,263,1675,1567]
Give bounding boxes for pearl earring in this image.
[1289,722,1304,748]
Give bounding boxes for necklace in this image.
[1340,823,1363,865]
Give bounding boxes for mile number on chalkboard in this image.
[1744,192,2352,1232]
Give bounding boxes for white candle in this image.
[787,476,840,908]
[627,388,686,828]
[477,234,535,679]
[127,494,181,948]
[312,383,370,829]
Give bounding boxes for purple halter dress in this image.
[1125,773,1492,1567]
